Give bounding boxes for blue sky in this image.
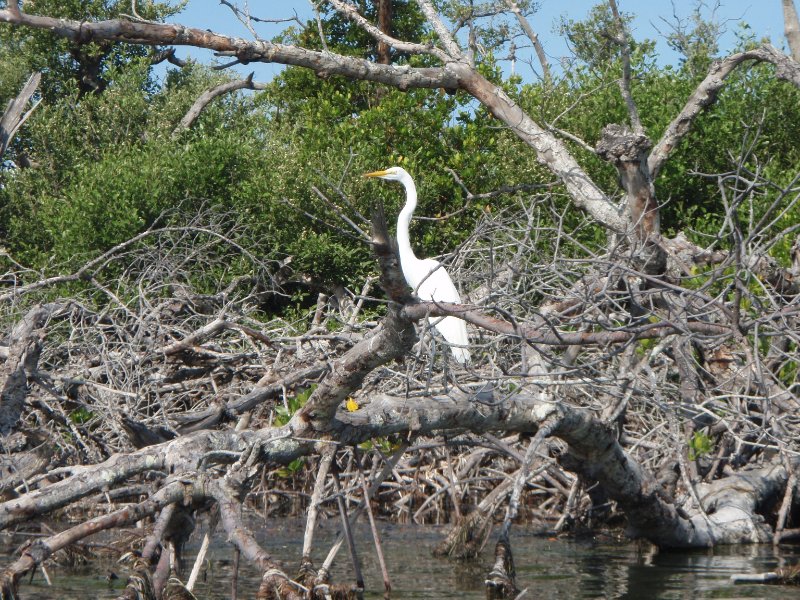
[164,1,789,82]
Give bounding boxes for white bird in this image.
[364,166,471,364]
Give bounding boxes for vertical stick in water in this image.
[303,445,336,560]
[332,465,364,591]
[186,532,210,591]
[231,548,240,600]
[360,466,391,595]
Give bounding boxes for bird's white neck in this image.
[396,171,419,269]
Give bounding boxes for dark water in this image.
[6,520,800,599]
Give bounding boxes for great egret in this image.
[364,167,471,364]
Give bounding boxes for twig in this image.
[358,454,391,594]
[231,547,240,600]
[608,0,643,134]
[319,443,409,574]
[302,444,336,560]
[503,0,551,83]
[331,463,364,590]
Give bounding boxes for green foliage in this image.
[285,0,426,62]
[258,68,511,279]
[0,0,181,101]
[275,457,306,478]
[635,336,658,357]
[1,60,267,269]
[1,0,799,325]
[688,430,713,460]
[658,63,800,239]
[558,4,636,71]
[359,437,400,453]
[69,407,95,424]
[662,3,723,77]
[274,385,317,426]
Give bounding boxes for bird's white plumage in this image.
[365,166,471,364]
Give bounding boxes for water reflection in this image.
[3,521,799,599]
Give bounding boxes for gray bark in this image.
[0,72,40,159]
[1,385,785,549]
[648,45,800,179]
[173,73,267,135]
[0,304,58,435]
[783,0,800,61]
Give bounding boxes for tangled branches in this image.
[0,158,799,598]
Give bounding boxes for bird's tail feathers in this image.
[450,345,471,364]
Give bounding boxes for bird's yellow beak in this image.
[363,169,389,178]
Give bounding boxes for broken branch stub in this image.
[596,124,666,274]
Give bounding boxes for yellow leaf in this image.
[345,397,359,412]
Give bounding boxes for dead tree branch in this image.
[0,72,40,159]
[783,0,800,61]
[503,0,551,83]
[172,72,267,135]
[649,45,800,178]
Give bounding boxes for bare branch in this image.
[0,224,256,304]
[413,0,464,59]
[327,0,447,61]
[0,449,167,529]
[0,303,60,434]
[649,45,800,178]
[173,72,267,135]
[455,63,625,230]
[608,0,643,133]
[293,305,416,430]
[0,479,194,595]
[149,46,186,66]
[545,122,597,153]
[6,0,19,19]
[596,124,662,265]
[783,0,800,61]
[403,300,730,345]
[503,0,551,83]
[0,72,41,159]
[0,9,461,89]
